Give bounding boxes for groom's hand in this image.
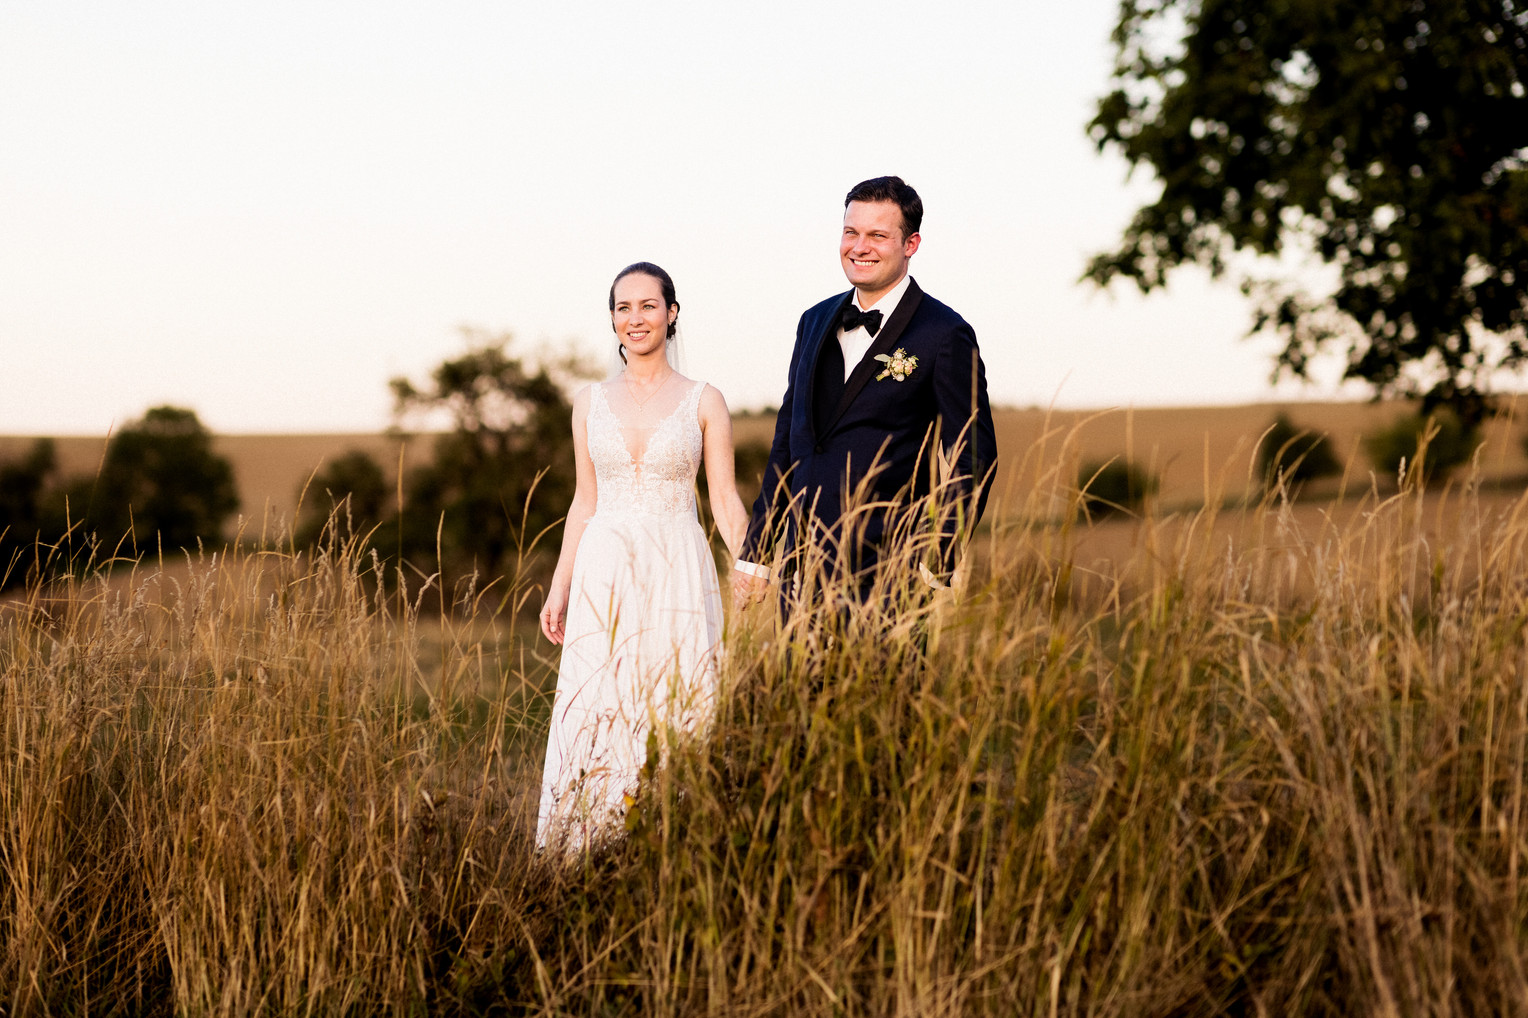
[732,571,769,610]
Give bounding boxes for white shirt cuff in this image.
[735,559,940,586]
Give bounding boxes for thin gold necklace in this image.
[624,370,673,412]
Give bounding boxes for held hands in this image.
[540,586,569,644]
[731,570,770,611]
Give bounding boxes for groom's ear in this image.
[903,232,921,257]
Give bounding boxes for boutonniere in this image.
[874,348,919,382]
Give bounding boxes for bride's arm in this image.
[540,386,596,645]
[699,385,750,564]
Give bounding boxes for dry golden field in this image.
[6,451,1528,1013]
[8,401,1528,1013]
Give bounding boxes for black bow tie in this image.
[840,305,883,337]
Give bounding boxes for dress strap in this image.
[684,379,707,415]
[583,381,610,437]
[589,380,611,413]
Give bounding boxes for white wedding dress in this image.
[535,377,724,854]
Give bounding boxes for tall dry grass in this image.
[3,427,1528,1015]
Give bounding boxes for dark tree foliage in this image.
[0,441,113,587]
[1079,457,1160,517]
[1257,412,1342,491]
[0,439,61,585]
[1366,406,1481,481]
[0,409,238,587]
[389,333,593,586]
[292,449,392,551]
[85,406,240,552]
[1090,0,1528,428]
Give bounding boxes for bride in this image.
[535,262,750,854]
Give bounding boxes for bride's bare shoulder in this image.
[696,381,732,419]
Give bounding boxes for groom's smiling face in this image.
[841,200,921,306]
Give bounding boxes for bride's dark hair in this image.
[609,262,680,340]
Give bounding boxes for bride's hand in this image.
[540,588,568,644]
[732,571,769,610]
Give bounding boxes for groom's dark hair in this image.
[845,176,923,238]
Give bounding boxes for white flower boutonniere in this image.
[874,348,919,382]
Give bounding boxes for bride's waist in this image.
[591,502,697,521]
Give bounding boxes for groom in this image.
[734,176,997,608]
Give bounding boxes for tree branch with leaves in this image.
[1090,0,1528,428]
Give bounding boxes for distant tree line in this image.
[0,329,778,595]
[292,335,592,596]
[0,336,595,594]
[0,346,1514,589]
[1076,406,1484,520]
[296,333,774,596]
[0,406,239,587]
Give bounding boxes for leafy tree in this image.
[1257,412,1342,492]
[1366,407,1480,482]
[1079,457,1160,518]
[85,406,240,552]
[1089,0,1528,428]
[0,439,60,584]
[293,449,391,550]
[389,333,595,585]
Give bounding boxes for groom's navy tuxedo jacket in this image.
[741,277,998,590]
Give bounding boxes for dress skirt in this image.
[534,508,723,852]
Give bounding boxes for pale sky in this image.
[0,1,1367,436]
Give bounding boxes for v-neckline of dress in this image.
[597,379,696,476]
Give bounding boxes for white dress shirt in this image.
[837,273,912,382]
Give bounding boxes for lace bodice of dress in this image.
[586,378,705,519]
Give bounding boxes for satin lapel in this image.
[826,277,926,430]
[808,291,855,437]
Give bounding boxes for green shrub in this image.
[0,439,64,587]
[1257,413,1341,493]
[1078,457,1159,517]
[293,449,391,551]
[1365,407,1480,483]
